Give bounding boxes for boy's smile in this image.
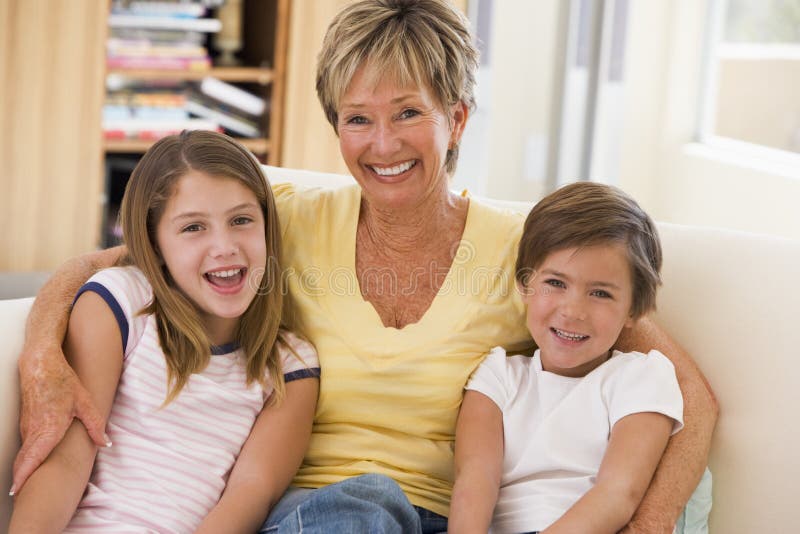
[521,243,637,378]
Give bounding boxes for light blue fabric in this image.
[259,474,422,534]
[674,468,713,534]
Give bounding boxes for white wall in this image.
[454,0,560,202]
[620,0,800,240]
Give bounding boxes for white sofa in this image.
[2,166,799,533]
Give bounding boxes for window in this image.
[700,0,800,160]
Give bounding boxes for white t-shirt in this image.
[466,347,683,534]
[64,266,320,533]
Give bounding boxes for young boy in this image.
[448,182,684,534]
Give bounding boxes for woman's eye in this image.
[544,279,565,289]
[591,289,612,299]
[398,108,420,119]
[345,115,368,125]
[181,224,202,233]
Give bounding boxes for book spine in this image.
[107,56,211,71]
[108,15,222,33]
[200,77,266,116]
[186,99,260,137]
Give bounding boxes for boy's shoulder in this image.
[478,346,538,377]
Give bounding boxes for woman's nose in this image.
[372,122,401,155]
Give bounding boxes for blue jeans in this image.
[260,474,447,533]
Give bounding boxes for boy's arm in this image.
[195,376,320,533]
[542,412,674,534]
[614,316,719,533]
[9,292,123,533]
[12,246,124,494]
[448,390,504,534]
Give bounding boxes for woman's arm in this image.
[614,317,719,533]
[448,390,504,534]
[12,246,124,494]
[9,291,123,533]
[195,376,320,533]
[542,412,673,534]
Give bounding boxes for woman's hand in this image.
[12,344,108,495]
[10,246,124,495]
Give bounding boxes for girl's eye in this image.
[181,224,202,233]
[398,108,420,119]
[544,279,565,289]
[232,216,253,226]
[591,289,613,299]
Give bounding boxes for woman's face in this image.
[336,64,467,211]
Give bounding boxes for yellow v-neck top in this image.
[273,183,533,516]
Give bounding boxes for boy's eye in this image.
[544,279,565,289]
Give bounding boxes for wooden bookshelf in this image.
[104,137,270,154]
[101,0,290,247]
[106,66,274,84]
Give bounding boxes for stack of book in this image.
[107,0,220,71]
[102,83,221,140]
[103,1,267,143]
[186,77,266,138]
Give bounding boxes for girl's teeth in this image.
[208,269,241,278]
[372,161,415,176]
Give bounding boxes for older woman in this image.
[14,1,716,533]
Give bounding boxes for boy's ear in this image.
[516,278,535,299]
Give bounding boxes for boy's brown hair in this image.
[515,182,662,319]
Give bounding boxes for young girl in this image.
[449,182,683,534]
[9,130,320,533]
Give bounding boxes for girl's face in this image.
[155,171,267,345]
[520,243,636,378]
[336,63,467,211]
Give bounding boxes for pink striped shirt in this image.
[64,266,319,533]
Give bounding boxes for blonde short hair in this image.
[316,0,478,174]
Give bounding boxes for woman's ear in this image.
[624,314,638,329]
[449,100,469,147]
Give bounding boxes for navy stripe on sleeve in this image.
[73,281,128,354]
[284,368,321,382]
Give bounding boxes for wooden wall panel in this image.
[0,0,107,271]
[281,0,468,174]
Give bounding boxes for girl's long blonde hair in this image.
[119,130,286,403]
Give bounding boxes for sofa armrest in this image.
[0,297,33,529]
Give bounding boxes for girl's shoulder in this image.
[275,329,320,377]
[78,266,154,356]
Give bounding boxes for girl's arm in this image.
[542,412,674,534]
[448,390,504,534]
[13,246,125,494]
[9,291,124,533]
[614,317,719,533]
[195,375,320,534]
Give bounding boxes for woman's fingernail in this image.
[9,485,16,496]
[104,433,112,447]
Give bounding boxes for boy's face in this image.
[520,243,636,377]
